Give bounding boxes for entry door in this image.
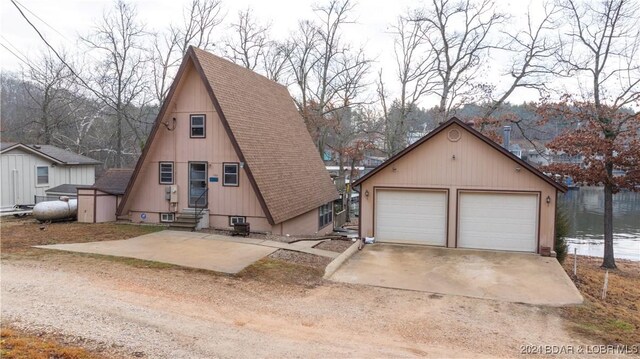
[188,162,208,207]
[375,189,447,245]
[458,192,538,252]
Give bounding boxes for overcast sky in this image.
[1,0,562,108]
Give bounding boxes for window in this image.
[223,163,239,186]
[160,213,175,222]
[319,203,333,229]
[229,216,246,226]
[36,166,49,186]
[159,162,174,184]
[190,114,206,138]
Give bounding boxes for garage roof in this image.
[353,117,567,192]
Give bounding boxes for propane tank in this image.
[33,197,78,221]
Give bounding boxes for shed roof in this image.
[0,142,101,165]
[92,168,133,195]
[119,47,338,223]
[45,184,82,195]
[353,117,567,192]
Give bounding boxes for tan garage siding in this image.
[358,120,562,254]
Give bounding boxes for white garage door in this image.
[458,192,538,252]
[375,189,447,245]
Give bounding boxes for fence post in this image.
[602,270,609,300]
[573,247,577,277]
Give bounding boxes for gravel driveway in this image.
[1,254,592,358]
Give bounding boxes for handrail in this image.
[193,187,209,231]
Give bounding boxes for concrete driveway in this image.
[329,244,583,306]
[35,230,277,274]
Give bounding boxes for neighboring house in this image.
[117,47,338,235]
[0,142,99,209]
[353,117,567,255]
[78,168,133,223]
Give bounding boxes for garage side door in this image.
[458,192,538,252]
[375,190,447,245]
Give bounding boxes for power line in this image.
[10,0,105,103]
[12,0,74,44]
[0,42,33,68]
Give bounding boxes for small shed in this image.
[353,117,567,255]
[78,169,133,223]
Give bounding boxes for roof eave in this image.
[353,117,567,193]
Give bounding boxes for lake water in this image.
[559,187,640,261]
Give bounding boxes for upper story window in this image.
[36,166,49,186]
[159,162,174,184]
[223,163,239,186]
[190,114,206,138]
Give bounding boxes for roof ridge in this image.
[189,46,288,91]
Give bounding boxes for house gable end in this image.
[354,117,566,192]
[118,53,271,222]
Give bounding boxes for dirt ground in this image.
[314,238,354,252]
[0,217,164,255]
[560,255,640,345]
[0,219,606,358]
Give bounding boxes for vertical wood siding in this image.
[360,124,557,251]
[1,148,95,208]
[122,63,267,222]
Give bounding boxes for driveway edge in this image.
[324,241,360,279]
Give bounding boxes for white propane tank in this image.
[33,197,78,221]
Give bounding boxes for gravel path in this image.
[1,255,591,358]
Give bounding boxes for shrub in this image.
[555,205,570,263]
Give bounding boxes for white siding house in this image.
[0,143,99,209]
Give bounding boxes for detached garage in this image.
[355,117,567,255]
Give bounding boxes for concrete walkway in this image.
[34,230,338,274]
[329,244,583,306]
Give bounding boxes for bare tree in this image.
[287,0,370,155]
[81,0,151,168]
[483,2,561,118]
[413,0,506,122]
[173,0,224,55]
[286,20,321,112]
[151,0,224,104]
[549,0,640,269]
[224,8,270,70]
[262,41,291,82]
[376,14,439,155]
[20,50,76,145]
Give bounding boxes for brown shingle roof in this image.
[92,169,133,195]
[191,47,338,223]
[0,142,100,165]
[118,47,338,223]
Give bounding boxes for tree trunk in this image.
[602,182,616,269]
[116,111,123,168]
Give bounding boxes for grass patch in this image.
[0,327,99,359]
[561,255,639,345]
[0,218,164,255]
[238,258,324,287]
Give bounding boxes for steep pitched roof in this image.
[0,142,101,165]
[119,47,338,223]
[353,117,567,192]
[92,168,133,195]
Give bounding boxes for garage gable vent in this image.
[447,128,461,142]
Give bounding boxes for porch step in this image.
[168,210,204,231]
